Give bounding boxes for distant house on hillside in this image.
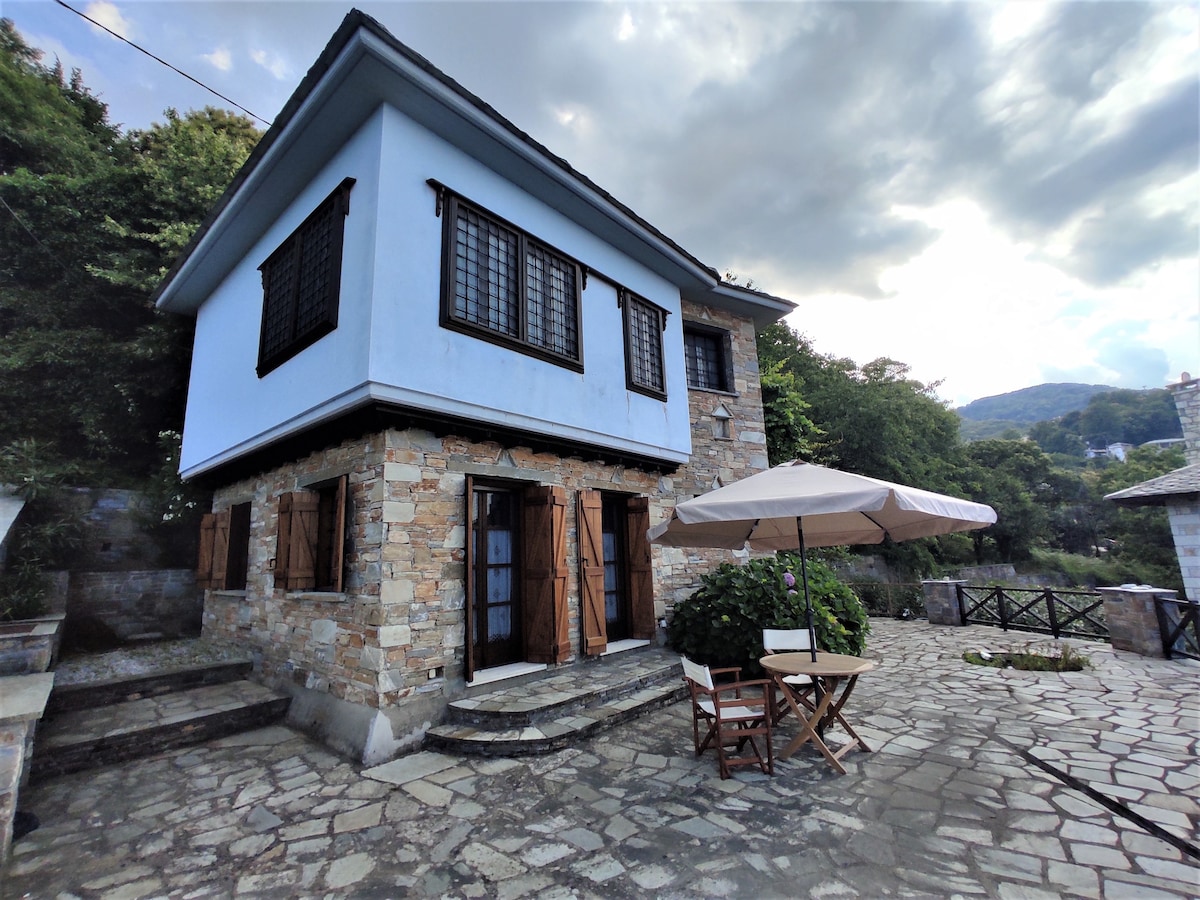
[1140,438,1187,453]
[152,10,794,763]
[1086,442,1134,462]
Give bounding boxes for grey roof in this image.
[1104,463,1200,507]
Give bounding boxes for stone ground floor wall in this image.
[202,426,757,764]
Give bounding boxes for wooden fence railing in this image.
[955,585,1108,640]
[1154,597,1200,662]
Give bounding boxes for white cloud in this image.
[83,1,133,40]
[201,46,232,73]
[251,49,290,81]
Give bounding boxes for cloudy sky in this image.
[8,0,1198,407]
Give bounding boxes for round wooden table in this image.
[759,651,876,775]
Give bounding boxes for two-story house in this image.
[153,10,795,764]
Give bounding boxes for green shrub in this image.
[0,440,81,621]
[667,552,870,675]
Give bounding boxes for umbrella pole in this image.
[797,518,818,663]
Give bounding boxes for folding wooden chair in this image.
[680,656,774,779]
[762,628,818,725]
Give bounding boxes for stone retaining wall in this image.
[67,570,202,640]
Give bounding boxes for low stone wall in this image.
[0,616,64,676]
[67,570,202,641]
[0,673,54,866]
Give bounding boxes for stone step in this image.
[448,650,683,727]
[46,660,254,715]
[426,680,687,756]
[30,681,290,780]
[426,650,687,756]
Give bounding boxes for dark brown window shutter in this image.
[577,489,608,656]
[276,491,319,591]
[625,496,656,640]
[210,509,231,591]
[522,484,570,664]
[197,513,217,589]
[287,492,320,591]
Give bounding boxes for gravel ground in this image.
[52,638,249,686]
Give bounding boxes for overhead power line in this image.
[53,0,273,127]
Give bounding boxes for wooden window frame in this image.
[463,478,569,681]
[683,323,733,393]
[436,188,584,372]
[256,177,355,377]
[620,290,668,400]
[274,475,348,593]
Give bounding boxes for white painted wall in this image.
[181,105,691,477]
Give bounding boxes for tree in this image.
[0,21,259,483]
[960,440,1053,563]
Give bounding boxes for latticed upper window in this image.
[684,326,730,391]
[440,192,581,368]
[622,291,666,398]
[257,178,355,377]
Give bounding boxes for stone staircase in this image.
[426,647,686,756]
[31,658,290,781]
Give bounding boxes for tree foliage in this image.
[754,320,1184,591]
[0,21,259,484]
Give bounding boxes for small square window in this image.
[684,325,731,392]
[621,291,666,399]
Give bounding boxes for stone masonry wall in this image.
[1168,374,1199,465]
[655,300,771,609]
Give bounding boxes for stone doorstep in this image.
[30,682,289,781]
[447,651,683,728]
[46,660,255,715]
[426,680,689,757]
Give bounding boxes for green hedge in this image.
[667,552,870,675]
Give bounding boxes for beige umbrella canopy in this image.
[650,460,997,659]
[649,461,997,550]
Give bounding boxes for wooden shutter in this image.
[626,496,656,640]
[276,491,319,591]
[210,509,231,591]
[196,513,217,589]
[522,485,570,664]
[577,490,608,656]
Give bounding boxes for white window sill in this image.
[468,661,547,687]
[601,639,650,657]
[286,591,348,603]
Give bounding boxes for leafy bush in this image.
[667,552,870,675]
[850,579,925,618]
[0,440,81,621]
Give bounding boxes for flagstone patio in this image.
[3,619,1197,898]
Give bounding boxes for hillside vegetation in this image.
[957,383,1115,423]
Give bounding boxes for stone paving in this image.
[4,620,1199,899]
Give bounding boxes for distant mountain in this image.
[956,383,1115,424]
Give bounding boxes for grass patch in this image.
[963,642,1090,672]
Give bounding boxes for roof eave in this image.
[155,9,749,315]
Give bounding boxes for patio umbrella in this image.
[649,461,997,660]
